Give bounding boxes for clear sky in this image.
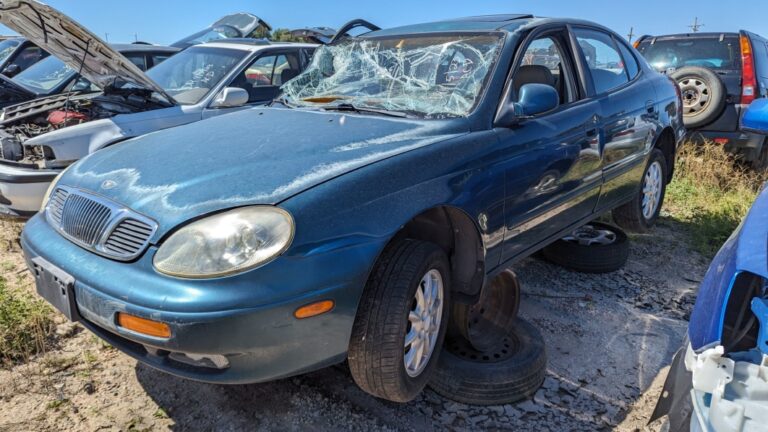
[1,0,766,45]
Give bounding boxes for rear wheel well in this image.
[655,127,677,181]
[388,207,485,304]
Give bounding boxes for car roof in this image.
[109,43,180,54]
[201,39,317,51]
[640,32,741,40]
[364,15,622,38]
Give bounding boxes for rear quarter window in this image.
[637,36,740,71]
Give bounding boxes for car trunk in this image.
[637,34,743,132]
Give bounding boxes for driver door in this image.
[496,27,604,263]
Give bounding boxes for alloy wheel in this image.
[404,269,444,377]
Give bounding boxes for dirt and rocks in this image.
[0,216,709,431]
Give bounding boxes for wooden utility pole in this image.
[627,27,635,43]
[688,17,704,33]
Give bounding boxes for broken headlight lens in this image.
[153,207,294,278]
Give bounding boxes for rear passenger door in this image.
[497,27,604,263]
[572,27,656,211]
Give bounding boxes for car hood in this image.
[171,13,272,48]
[0,0,173,102]
[63,107,466,235]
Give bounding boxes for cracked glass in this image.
[281,33,504,118]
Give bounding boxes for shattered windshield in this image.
[145,46,247,105]
[13,56,75,94]
[281,33,504,118]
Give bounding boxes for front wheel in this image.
[348,239,451,402]
[613,149,668,233]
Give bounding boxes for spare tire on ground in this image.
[428,319,546,406]
[541,222,629,274]
[671,66,726,129]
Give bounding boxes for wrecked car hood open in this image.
[171,13,272,48]
[0,0,174,102]
[62,107,467,237]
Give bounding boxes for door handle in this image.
[586,127,598,137]
[645,100,656,114]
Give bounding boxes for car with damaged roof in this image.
[651,100,768,432]
[0,0,316,217]
[22,14,684,403]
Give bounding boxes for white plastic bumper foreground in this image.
[686,344,768,432]
[0,162,57,217]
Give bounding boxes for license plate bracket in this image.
[31,256,80,322]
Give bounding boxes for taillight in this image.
[633,40,641,49]
[740,34,757,105]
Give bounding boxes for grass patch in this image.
[665,141,767,257]
[0,276,55,366]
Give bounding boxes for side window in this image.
[230,52,302,103]
[12,45,48,71]
[124,54,147,71]
[151,55,172,68]
[245,55,277,87]
[617,42,640,80]
[512,34,575,105]
[573,28,629,94]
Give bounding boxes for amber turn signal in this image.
[294,300,335,319]
[117,313,171,338]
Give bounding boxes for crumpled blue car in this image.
[651,99,768,431]
[21,14,684,402]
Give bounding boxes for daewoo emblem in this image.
[101,180,117,190]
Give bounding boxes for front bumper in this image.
[0,161,58,217]
[653,342,768,432]
[21,214,384,384]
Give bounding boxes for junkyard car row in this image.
[1,0,766,430]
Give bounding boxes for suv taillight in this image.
[741,34,757,105]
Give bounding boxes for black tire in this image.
[752,138,768,172]
[613,149,669,233]
[541,222,629,274]
[428,319,546,406]
[671,66,726,129]
[348,239,452,402]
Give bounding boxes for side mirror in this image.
[2,64,20,77]
[513,84,559,117]
[210,87,249,108]
[71,78,92,92]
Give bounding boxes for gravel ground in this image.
[0,216,708,431]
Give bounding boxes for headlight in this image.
[153,206,294,278]
[40,165,72,211]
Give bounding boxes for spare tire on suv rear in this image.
[671,66,726,129]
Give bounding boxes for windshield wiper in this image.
[323,103,409,118]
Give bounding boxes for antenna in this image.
[627,27,635,42]
[134,33,138,42]
[688,17,704,33]
[104,32,109,42]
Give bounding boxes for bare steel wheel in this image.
[670,66,726,128]
[348,239,451,402]
[404,269,445,377]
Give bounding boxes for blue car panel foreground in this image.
[22,15,684,402]
[652,101,768,431]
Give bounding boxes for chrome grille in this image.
[48,188,70,226]
[45,186,157,261]
[60,194,112,245]
[105,219,154,256]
